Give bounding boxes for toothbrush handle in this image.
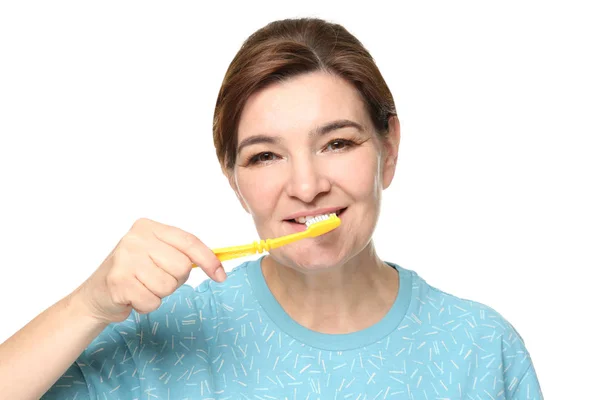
[263,231,307,249]
[210,231,309,262]
[212,243,258,262]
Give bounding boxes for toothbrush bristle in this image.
[305,213,334,226]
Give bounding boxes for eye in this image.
[248,151,278,165]
[325,139,355,152]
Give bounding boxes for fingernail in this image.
[215,266,227,282]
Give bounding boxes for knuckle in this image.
[131,217,153,232]
[201,258,220,273]
[112,245,129,262]
[119,234,144,253]
[173,255,193,274]
[118,238,149,263]
[179,270,192,285]
[181,232,197,249]
[163,277,178,294]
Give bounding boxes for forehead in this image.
[237,71,371,141]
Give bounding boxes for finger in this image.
[151,222,225,282]
[145,238,193,287]
[128,278,162,314]
[135,258,180,298]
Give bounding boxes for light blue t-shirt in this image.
[43,257,543,399]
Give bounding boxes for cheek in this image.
[236,169,284,218]
[328,150,380,200]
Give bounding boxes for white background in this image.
[1,1,598,398]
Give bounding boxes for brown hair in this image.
[213,17,397,171]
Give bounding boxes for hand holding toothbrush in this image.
[73,214,340,325]
[73,218,226,325]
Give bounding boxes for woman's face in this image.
[231,71,399,271]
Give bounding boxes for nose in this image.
[285,155,331,203]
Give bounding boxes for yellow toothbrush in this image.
[197,213,341,263]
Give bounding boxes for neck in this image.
[261,242,399,334]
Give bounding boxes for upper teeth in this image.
[294,212,337,224]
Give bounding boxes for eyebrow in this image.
[236,119,365,154]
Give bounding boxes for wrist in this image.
[62,287,111,330]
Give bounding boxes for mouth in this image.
[283,207,348,225]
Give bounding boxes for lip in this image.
[283,206,346,221]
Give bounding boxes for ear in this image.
[382,116,401,189]
[223,166,251,214]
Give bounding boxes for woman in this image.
[0,18,542,399]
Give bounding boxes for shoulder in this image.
[397,264,534,364]
[408,266,537,384]
[391,263,543,398]
[401,265,526,339]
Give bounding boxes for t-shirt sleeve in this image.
[42,311,140,399]
[42,282,216,399]
[499,319,544,400]
[511,362,544,399]
[40,361,89,399]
